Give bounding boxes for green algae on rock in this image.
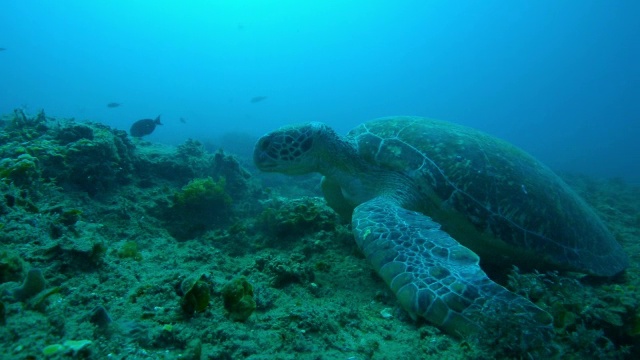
[173,177,232,211]
[0,154,40,187]
[117,241,143,261]
[221,276,256,322]
[256,197,340,242]
[58,208,82,226]
[180,273,211,314]
[42,339,92,357]
[0,250,24,284]
[165,176,233,240]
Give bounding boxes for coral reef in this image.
[255,196,341,244]
[0,110,136,197]
[0,110,639,359]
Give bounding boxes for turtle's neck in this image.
[315,130,417,208]
[316,132,365,178]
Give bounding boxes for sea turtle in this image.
[253,116,628,338]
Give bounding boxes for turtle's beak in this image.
[253,135,278,171]
[254,150,277,171]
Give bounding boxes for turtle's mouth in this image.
[253,144,280,172]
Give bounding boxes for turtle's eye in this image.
[258,135,280,159]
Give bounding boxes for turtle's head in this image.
[254,122,334,175]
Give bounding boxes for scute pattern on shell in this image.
[347,116,627,276]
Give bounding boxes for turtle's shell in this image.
[347,116,627,276]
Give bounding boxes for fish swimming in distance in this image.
[250,96,268,103]
[130,115,162,137]
[179,117,186,124]
[107,102,121,108]
[0,48,6,52]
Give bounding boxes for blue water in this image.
[1,1,638,182]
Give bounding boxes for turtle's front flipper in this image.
[352,197,553,339]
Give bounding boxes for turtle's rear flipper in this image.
[352,196,553,341]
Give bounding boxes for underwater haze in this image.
[1,0,639,182]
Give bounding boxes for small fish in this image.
[250,96,268,103]
[130,115,162,137]
[107,102,121,108]
[0,48,6,52]
[179,117,186,124]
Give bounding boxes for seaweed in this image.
[165,176,233,240]
[58,208,82,226]
[221,276,256,322]
[180,273,211,315]
[0,250,24,283]
[117,241,143,261]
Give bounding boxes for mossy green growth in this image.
[59,208,82,226]
[89,242,107,264]
[27,286,62,311]
[551,303,578,330]
[0,300,5,325]
[63,339,92,353]
[221,276,256,322]
[168,177,233,239]
[0,154,40,186]
[117,241,142,261]
[180,274,211,314]
[173,176,232,212]
[257,198,338,240]
[0,250,25,283]
[42,343,65,356]
[628,312,640,337]
[42,340,92,356]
